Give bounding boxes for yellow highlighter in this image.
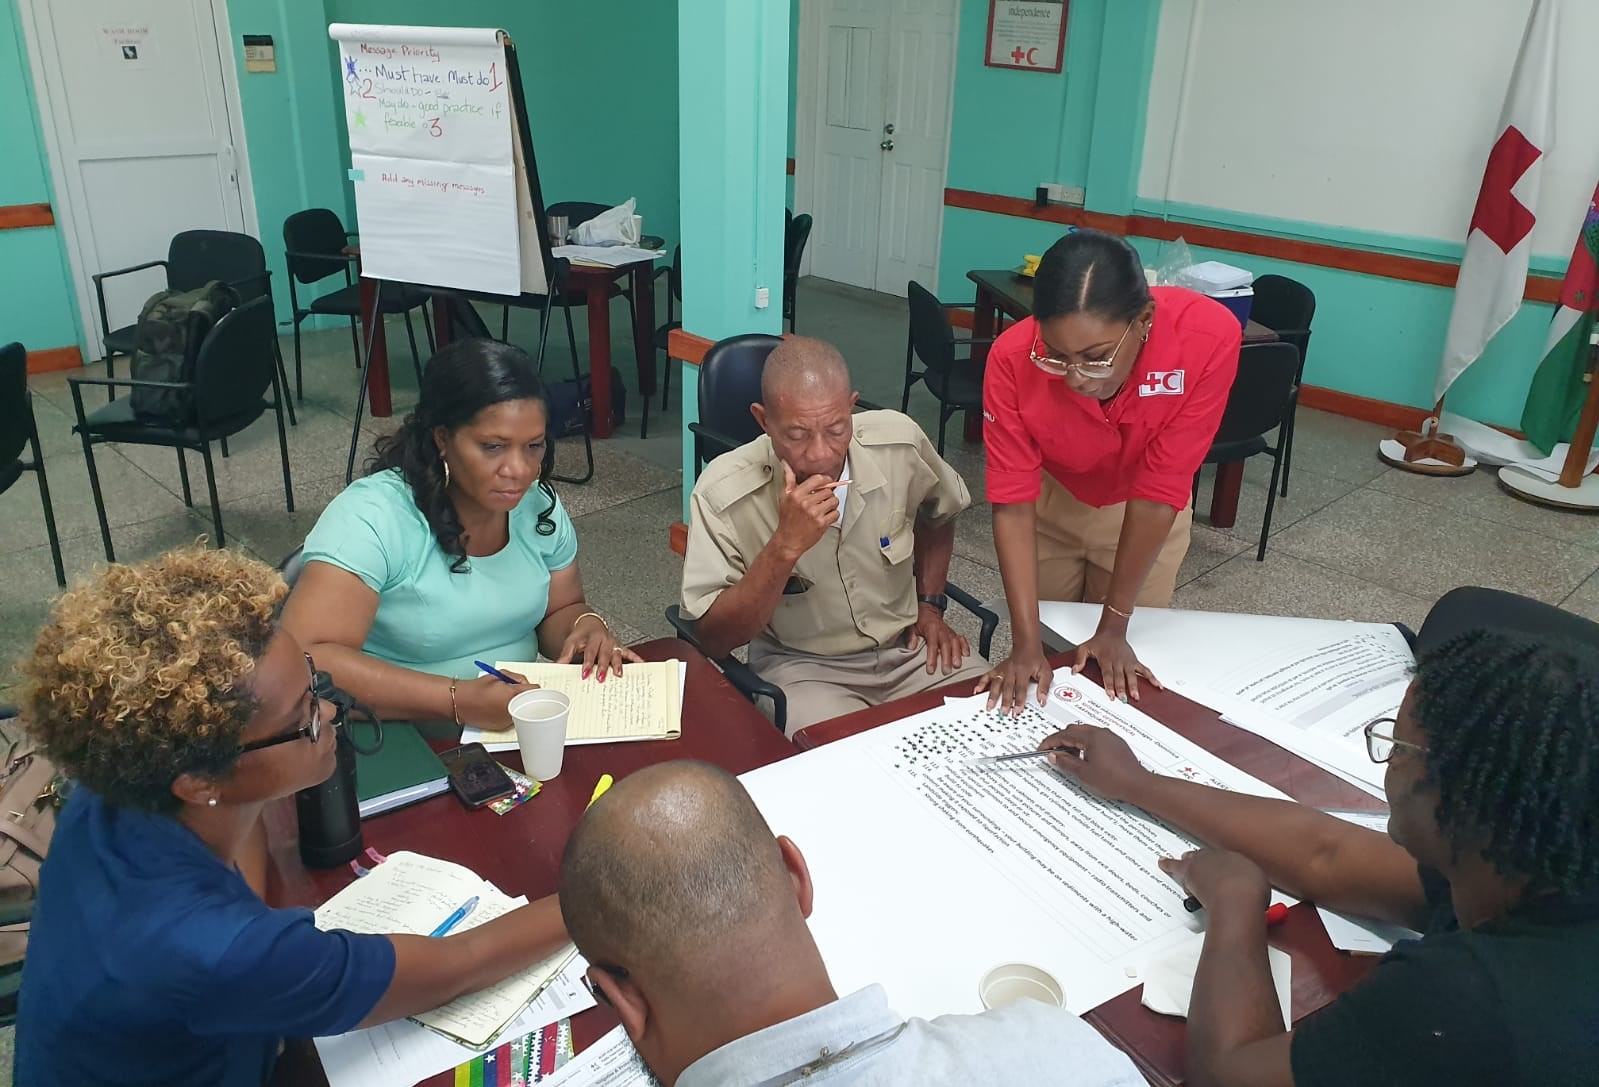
[588,773,614,809]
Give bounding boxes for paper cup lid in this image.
[979,962,1065,1010]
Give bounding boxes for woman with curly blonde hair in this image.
[15,547,565,1087]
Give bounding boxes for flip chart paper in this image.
[331,24,520,294]
[739,683,1292,1019]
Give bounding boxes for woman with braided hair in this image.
[1036,628,1599,1087]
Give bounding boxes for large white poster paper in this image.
[331,25,521,295]
[739,682,1292,1020]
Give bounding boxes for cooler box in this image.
[1205,286,1254,330]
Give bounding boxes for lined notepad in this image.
[314,851,575,1048]
[463,660,684,751]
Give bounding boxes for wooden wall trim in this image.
[669,521,688,556]
[786,158,795,176]
[943,188,1563,305]
[26,346,83,374]
[0,203,55,231]
[668,328,714,366]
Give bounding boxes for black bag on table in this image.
[128,280,239,423]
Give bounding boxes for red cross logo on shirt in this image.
[1469,127,1541,254]
[1139,371,1185,397]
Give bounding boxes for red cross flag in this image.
[1435,0,1559,401]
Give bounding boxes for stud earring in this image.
[207,797,218,807]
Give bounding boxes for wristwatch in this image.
[917,593,949,612]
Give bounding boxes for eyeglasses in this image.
[581,963,629,1007]
[1030,319,1136,379]
[239,653,326,754]
[1363,717,1428,764]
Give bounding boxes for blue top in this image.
[16,789,395,1087]
[301,470,579,678]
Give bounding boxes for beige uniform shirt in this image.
[682,410,972,657]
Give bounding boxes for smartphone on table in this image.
[438,742,516,808]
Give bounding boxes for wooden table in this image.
[357,255,659,437]
[265,638,794,1086]
[966,269,1279,530]
[794,654,1384,1087]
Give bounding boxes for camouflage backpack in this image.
[129,280,239,423]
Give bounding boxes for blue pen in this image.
[429,895,479,937]
[474,661,518,684]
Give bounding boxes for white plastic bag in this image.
[570,198,639,247]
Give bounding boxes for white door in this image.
[872,0,957,296]
[800,0,957,298]
[808,1,890,290]
[20,0,252,360]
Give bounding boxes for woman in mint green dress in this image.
[281,339,636,732]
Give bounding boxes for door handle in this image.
[880,138,895,151]
[884,122,895,135]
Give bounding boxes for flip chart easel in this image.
[328,24,568,482]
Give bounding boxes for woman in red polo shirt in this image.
[976,230,1241,711]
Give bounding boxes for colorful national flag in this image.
[1521,186,1599,453]
[1435,0,1560,401]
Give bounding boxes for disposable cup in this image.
[979,962,1065,1010]
[509,690,571,781]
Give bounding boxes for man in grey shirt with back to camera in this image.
[559,760,1144,1086]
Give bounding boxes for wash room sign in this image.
[985,1,1067,73]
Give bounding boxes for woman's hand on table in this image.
[556,614,643,681]
[1159,848,1271,916]
[457,670,539,729]
[974,644,1054,714]
[1036,722,1153,804]
[1072,630,1161,702]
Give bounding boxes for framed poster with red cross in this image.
[985,1,1068,73]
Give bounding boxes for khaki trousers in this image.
[1034,473,1192,607]
[749,637,990,738]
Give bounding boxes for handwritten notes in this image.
[330,25,521,295]
[315,850,576,1048]
[465,661,684,749]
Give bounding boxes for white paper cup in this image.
[979,962,1065,1010]
[631,214,644,240]
[509,690,571,781]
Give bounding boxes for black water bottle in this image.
[295,674,379,868]
[295,725,362,867]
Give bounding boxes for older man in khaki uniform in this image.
[681,337,989,736]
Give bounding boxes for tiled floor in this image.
[4,275,1599,1071]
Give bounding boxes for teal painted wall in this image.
[226,0,349,331]
[1,0,81,353]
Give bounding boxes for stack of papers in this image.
[314,851,577,1048]
[552,244,664,268]
[464,660,686,751]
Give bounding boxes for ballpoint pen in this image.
[966,745,1073,768]
[474,661,518,684]
[429,895,480,937]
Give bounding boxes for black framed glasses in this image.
[1364,717,1428,764]
[581,963,630,1007]
[239,653,325,754]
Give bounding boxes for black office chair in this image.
[1415,586,1599,656]
[1249,275,1316,497]
[644,245,683,439]
[674,332,999,726]
[68,296,294,558]
[92,230,295,426]
[783,211,813,333]
[1193,341,1299,562]
[1,343,65,586]
[903,281,995,454]
[283,208,431,402]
